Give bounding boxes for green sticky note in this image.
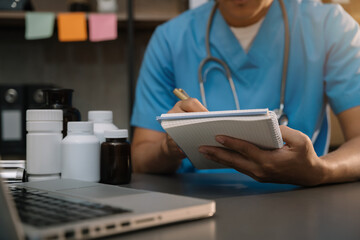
[25,12,55,40]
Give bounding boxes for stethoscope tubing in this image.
[278,0,290,120]
[198,56,240,110]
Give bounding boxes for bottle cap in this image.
[68,121,93,134]
[104,129,128,139]
[88,111,113,123]
[26,110,63,121]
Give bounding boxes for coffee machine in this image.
[0,84,54,156]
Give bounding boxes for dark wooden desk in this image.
[106,173,360,240]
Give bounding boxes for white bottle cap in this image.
[68,121,94,134]
[26,110,63,121]
[104,129,128,139]
[88,111,113,123]
[26,110,63,132]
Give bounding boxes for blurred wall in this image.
[0,26,153,132]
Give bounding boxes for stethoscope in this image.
[198,0,290,125]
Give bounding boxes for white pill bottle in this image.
[61,121,100,182]
[26,110,63,181]
[88,111,118,143]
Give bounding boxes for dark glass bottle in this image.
[100,130,131,185]
[42,89,81,137]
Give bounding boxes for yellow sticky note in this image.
[57,13,87,42]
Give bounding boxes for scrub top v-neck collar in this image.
[208,0,289,75]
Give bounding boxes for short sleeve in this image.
[131,26,178,132]
[324,5,360,115]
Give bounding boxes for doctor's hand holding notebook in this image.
[162,89,326,187]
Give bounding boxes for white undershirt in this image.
[230,18,265,53]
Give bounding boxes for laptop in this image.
[0,177,215,239]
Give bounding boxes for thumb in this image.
[280,125,308,147]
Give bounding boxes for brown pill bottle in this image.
[100,130,131,185]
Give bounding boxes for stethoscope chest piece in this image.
[277,113,289,126]
[274,105,288,126]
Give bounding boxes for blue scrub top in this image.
[131,0,360,173]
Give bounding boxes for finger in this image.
[215,135,265,160]
[169,98,208,113]
[198,146,257,172]
[280,125,310,148]
[168,101,186,113]
[181,98,208,112]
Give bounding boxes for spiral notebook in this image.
[157,109,283,169]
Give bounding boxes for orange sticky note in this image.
[57,13,87,42]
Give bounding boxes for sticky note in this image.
[25,12,55,40]
[57,13,87,42]
[88,13,117,42]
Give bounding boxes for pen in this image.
[173,88,190,100]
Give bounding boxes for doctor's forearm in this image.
[320,136,360,184]
[132,140,183,174]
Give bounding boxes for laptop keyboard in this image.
[9,186,131,228]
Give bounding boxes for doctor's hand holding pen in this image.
[164,89,209,163]
[131,89,208,173]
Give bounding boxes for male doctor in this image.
[130,0,360,186]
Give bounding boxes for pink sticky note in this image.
[89,14,118,42]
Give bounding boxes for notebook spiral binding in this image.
[268,111,283,148]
